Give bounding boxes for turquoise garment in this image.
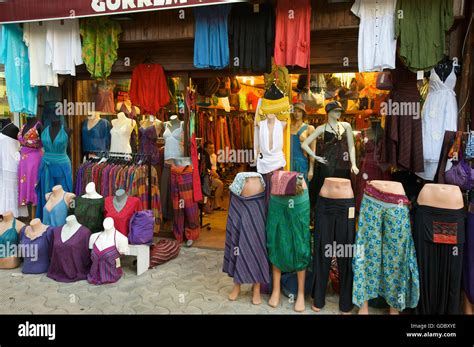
[43,193,69,227]
[0,24,38,115]
[35,126,73,220]
[193,5,231,69]
[0,219,19,258]
[352,195,420,311]
[291,124,309,182]
[81,118,111,153]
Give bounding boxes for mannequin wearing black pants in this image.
[311,196,355,313]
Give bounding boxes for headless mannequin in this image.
[313,178,353,314]
[1,118,20,140]
[22,116,43,138]
[86,111,101,131]
[163,115,184,164]
[112,111,136,129]
[0,211,24,269]
[113,189,128,212]
[82,182,103,199]
[44,185,76,213]
[228,177,265,305]
[358,180,406,315]
[417,184,469,314]
[61,215,82,243]
[140,114,163,134]
[433,56,461,82]
[116,100,140,118]
[89,217,129,254]
[49,120,72,156]
[302,109,359,175]
[291,108,316,180]
[26,218,49,240]
[254,113,287,169]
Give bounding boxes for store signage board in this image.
[0,0,247,24]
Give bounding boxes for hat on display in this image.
[259,83,290,117]
[325,100,344,114]
[293,102,306,114]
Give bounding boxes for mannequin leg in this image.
[463,292,473,315]
[358,301,369,314]
[252,284,262,305]
[389,307,400,315]
[294,270,306,312]
[228,283,241,301]
[269,265,281,307]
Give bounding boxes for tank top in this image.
[163,121,184,160]
[257,118,286,174]
[87,231,123,285]
[0,219,19,258]
[43,192,69,227]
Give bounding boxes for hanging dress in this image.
[35,126,72,219]
[417,67,458,181]
[17,121,43,206]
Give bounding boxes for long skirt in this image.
[18,147,43,206]
[223,191,270,284]
[465,204,474,304]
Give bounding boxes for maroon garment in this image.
[355,136,391,211]
[47,226,92,283]
[380,61,424,172]
[139,126,160,165]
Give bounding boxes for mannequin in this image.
[61,215,82,243]
[0,211,24,269]
[140,114,163,132]
[21,116,42,138]
[163,115,184,162]
[43,185,76,227]
[0,118,20,140]
[110,112,136,154]
[27,218,49,237]
[89,217,129,254]
[116,99,140,119]
[312,178,355,315]
[226,177,267,305]
[82,182,103,199]
[415,183,465,315]
[20,218,53,274]
[104,189,141,237]
[81,111,111,155]
[113,189,128,212]
[49,119,72,153]
[291,103,315,182]
[255,113,287,175]
[139,115,162,166]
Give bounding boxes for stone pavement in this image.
[0,247,386,315]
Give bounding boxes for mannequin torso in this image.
[22,117,42,138]
[25,218,49,240]
[241,177,265,197]
[61,215,82,243]
[319,178,354,199]
[44,185,75,212]
[0,212,24,268]
[1,119,20,140]
[82,182,103,199]
[113,189,128,212]
[417,184,463,209]
[89,218,129,254]
[368,180,406,195]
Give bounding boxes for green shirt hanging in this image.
[395,0,454,72]
[80,18,122,80]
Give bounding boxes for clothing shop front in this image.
[0,0,474,319]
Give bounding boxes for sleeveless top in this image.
[43,192,69,227]
[87,231,123,285]
[291,123,308,162]
[257,118,286,174]
[163,121,184,160]
[316,124,351,174]
[18,121,42,149]
[110,119,133,154]
[0,219,19,258]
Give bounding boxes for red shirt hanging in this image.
[129,64,170,115]
[274,0,311,68]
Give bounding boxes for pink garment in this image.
[274,0,311,68]
[191,133,203,203]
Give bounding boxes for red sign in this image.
[0,0,245,24]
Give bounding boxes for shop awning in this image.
[0,0,246,24]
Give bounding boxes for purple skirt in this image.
[18,146,43,206]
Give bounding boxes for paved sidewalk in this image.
[0,247,385,315]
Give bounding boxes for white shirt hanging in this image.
[23,22,58,87]
[351,0,397,72]
[45,19,83,76]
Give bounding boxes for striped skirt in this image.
[223,191,270,284]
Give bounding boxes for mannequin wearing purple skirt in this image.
[17,118,43,206]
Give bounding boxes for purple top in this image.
[47,225,92,282]
[20,226,53,274]
[139,126,160,165]
[87,231,123,285]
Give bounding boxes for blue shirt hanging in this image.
[0,24,38,115]
[193,4,231,70]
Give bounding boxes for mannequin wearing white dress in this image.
[110,112,136,154]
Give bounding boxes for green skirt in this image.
[266,190,311,272]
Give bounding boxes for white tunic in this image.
[351,0,397,72]
[45,19,83,76]
[23,22,58,87]
[0,133,28,217]
[416,67,458,181]
[257,119,286,175]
